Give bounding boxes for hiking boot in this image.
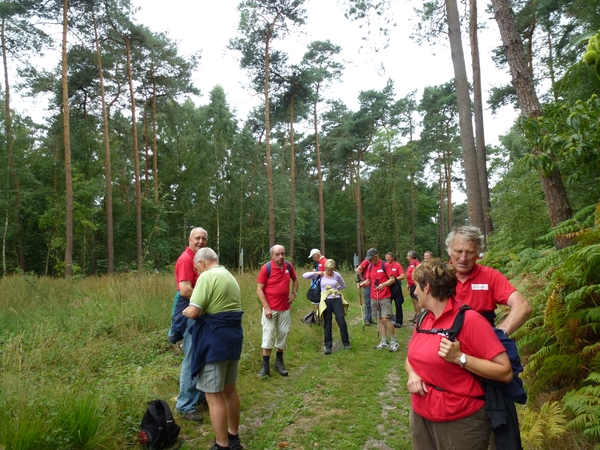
[179,410,203,422]
[344,345,351,350]
[228,433,241,450]
[389,341,400,352]
[257,361,270,379]
[209,442,230,450]
[374,341,389,350]
[369,319,377,325]
[394,323,402,328]
[274,359,289,377]
[324,348,332,355]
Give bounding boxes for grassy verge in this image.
[0,272,414,449]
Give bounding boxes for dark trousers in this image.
[393,294,404,325]
[323,297,350,350]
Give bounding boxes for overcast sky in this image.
[131,0,518,147]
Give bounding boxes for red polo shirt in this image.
[455,264,516,313]
[257,261,297,311]
[175,247,199,290]
[365,260,394,299]
[406,259,420,287]
[408,298,505,422]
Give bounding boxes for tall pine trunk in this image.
[491,0,572,248]
[125,37,143,269]
[2,17,24,272]
[313,91,325,255]
[445,0,485,231]
[288,83,296,259]
[469,0,493,235]
[264,33,275,248]
[62,0,73,277]
[93,11,114,274]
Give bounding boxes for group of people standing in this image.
[165,225,530,450]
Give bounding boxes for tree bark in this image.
[264,30,275,249]
[62,0,73,277]
[125,37,143,269]
[2,17,25,272]
[313,89,326,255]
[469,0,493,235]
[93,11,114,274]
[445,0,485,231]
[491,0,572,248]
[288,83,296,259]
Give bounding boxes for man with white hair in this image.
[446,226,532,335]
[183,248,244,450]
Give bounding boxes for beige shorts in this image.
[261,309,291,350]
[372,298,392,318]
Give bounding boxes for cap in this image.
[365,248,378,260]
[308,248,321,258]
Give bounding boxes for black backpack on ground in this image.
[139,399,180,449]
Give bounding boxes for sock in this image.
[262,355,270,364]
[276,351,284,361]
[391,336,398,343]
[228,432,240,442]
[381,338,388,344]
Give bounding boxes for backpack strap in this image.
[416,304,471,342]
[158,400,179,443]
[266,261,292,279]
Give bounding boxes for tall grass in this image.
[0,271,415,449]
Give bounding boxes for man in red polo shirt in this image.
[256,244,299,379]
[358,248,400,352]
[446,226,532,336]
[168,227,207,422]
[308,248,327,271]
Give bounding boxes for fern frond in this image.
[563,373,600,440]
[564,284,600,311]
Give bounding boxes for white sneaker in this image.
[374,341,389,350]
[389,341,399,352]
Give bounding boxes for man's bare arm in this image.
[498,290,532,335]
[178,280,193,298]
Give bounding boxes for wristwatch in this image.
[292,291,297,295]
[459,353,467,368]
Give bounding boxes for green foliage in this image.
[520,401,568,449]
[509,203,600,403]
[563,373,600,446]
[581,30,600,90]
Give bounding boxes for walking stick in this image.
[375,280,380,338]
[356,276,365,332]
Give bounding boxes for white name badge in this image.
[472,284,489,290]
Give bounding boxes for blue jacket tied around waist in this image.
[190,311,244,379]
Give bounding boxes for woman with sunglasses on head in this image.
[405,259,512,450]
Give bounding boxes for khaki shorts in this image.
[261,309,291,350]
[372,298,392,318]
[196,360,239,393]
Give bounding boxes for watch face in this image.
[460,354,467,364]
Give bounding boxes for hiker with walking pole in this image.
[358,248,400,352]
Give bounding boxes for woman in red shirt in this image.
[405,259,512,450]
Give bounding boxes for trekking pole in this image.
[356,275,364,332]
[375,280,380,338]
